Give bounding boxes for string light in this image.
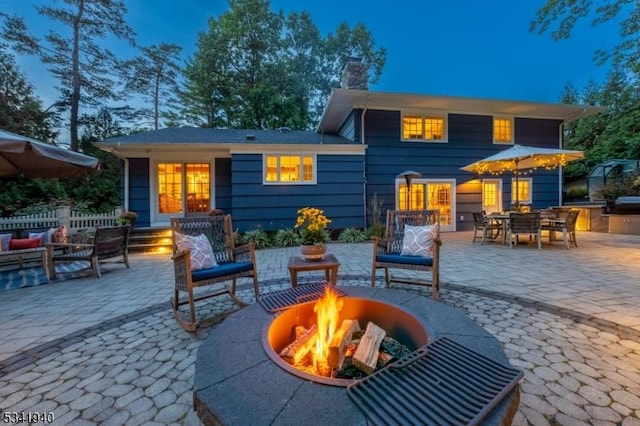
[467,154,569,176]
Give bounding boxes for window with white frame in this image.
[493,117,514,144]
[263,154,316,184]
[511,178,532,205]
[402,113,447,141]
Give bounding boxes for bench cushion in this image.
[376,254,433,267]
[192,261,253,282]
[10,237,42,250]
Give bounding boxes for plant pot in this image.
[300,243,326,261]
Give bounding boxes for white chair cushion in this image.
[400,224,438,257]
[175,232,218,271]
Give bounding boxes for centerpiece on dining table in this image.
[295,207,331,261]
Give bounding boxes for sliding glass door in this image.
[156,162,211,221]
[396,179,455,231]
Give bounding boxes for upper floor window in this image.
[402,113,447,142]
[264,154,315,184]
[494,117,513,144]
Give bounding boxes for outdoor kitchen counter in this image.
[193,286,520,425]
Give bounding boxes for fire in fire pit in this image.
[262,287,430,387]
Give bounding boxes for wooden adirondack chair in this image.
[371,210,441,299]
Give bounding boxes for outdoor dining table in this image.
[487,211,565,246]
[487,213,510,244]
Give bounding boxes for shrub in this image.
[594,170,640,201]
[233,229,242,246]
[338,227,367,243]
[241,228,271,249]
[365,224,385,239]
[273,228,301,247]
[117,211,138,225]
[566,187,589,199]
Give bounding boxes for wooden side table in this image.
[287,253,340,288]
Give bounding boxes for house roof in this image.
[98,127,354,146]
[317,89,604,134]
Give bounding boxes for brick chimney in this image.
[340,57,368,90]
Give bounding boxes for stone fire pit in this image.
[193,286,520,425]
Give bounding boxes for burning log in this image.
[294,326,308,339]
[353,322,386,374]
[279,325,318,365]
[327,319,361,369]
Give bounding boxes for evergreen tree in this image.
[70,108,125,212]
[1,0,135,151]
[0,45,58,141]
[122,43,183,130]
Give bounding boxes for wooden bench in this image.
[0,247,49,279]
[46,225,130,279]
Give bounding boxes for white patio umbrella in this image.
[0,129,99,178]
[460,144,584,208]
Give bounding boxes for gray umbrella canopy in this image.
[460,144,584,174]
[0,129,99,178]
[461,144,584,206]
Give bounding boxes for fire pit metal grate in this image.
[258,282,346,313]
[347,337,523,426]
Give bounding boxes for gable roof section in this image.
[98,127,354,146]
[317,89,604,134]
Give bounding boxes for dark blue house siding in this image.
[128,158,151,227]
[230,153,365,232]
[215,158,232,213]
[337,110,360,142]
[361,110,564,230]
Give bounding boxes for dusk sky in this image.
[2,0,620,110]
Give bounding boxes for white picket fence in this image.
[0,206,124,233]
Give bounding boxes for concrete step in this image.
[128,227,172,254]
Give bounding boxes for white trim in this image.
[231,144,365,155]
[98,143,366,157]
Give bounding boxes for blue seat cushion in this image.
[376,254,433,267]
[192,261,253,282]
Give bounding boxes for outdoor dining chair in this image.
[472,212,501,244]
[507,212,541,250]
[541,209,580,249]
